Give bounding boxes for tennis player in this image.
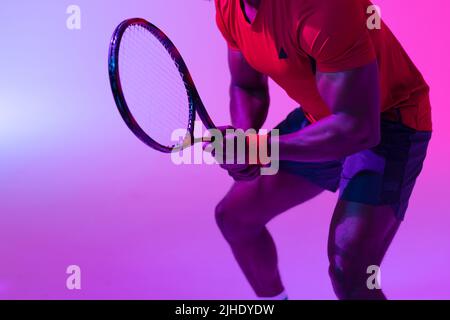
[212,0,432,300]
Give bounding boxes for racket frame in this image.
[108,18,215,153]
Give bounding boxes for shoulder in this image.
[297,0,368,35]
[214,0,240,49]
[215,0,234,18]
[215,0,238,33]
[302,0,364,8]
[296,0,365,18]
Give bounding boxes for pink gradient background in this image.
[0,0,449,299]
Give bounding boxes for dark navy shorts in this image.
[276,108,432,220]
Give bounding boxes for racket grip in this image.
[174,136,212,152]
[200,136,213,143]
[190,136,213,144]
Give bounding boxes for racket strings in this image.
[123,27,187,132]
[119,24,191,148]
[123,26,189,115]
[125,34,187,103]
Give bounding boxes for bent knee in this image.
[328,255,379,300]
[214,199,264,243]
[214,200,231,230]
[215,199,249,230]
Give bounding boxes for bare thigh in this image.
[216,171,324,228]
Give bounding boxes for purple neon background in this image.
[0,0,448,299]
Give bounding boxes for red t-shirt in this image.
[215,0,432,131]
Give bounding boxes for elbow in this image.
[353,126,381,151]
[345,120,380,152]
[361,130,381,149]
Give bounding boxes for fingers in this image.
[202,125,234,152]
[227,165,261,182]
[219,163,248,172]
[201,125,261,181]
[202,136,214,154]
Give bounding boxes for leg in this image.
[215,170,324,297]
[327,200,401,300]
[327,117,432,300]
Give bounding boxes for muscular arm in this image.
[228,48,270,131]
[276,61,381,162]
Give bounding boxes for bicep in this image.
[228,48,268,91]
[316,61,381,129]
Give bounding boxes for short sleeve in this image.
[215,0,240,50]
[298,0,376,72]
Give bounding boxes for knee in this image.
[214,200,231,232]
[214,200,243,241]
[214,199,262,243]
[328,260,353,300]
[328,254,370,300]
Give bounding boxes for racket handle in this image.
[173,136,213,152]
[194,136,213,144]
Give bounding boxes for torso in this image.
[216,0,432,131]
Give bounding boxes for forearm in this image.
[230,84,269,131]
[276,113,380,162]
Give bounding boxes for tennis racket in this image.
[108,18,216,153]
